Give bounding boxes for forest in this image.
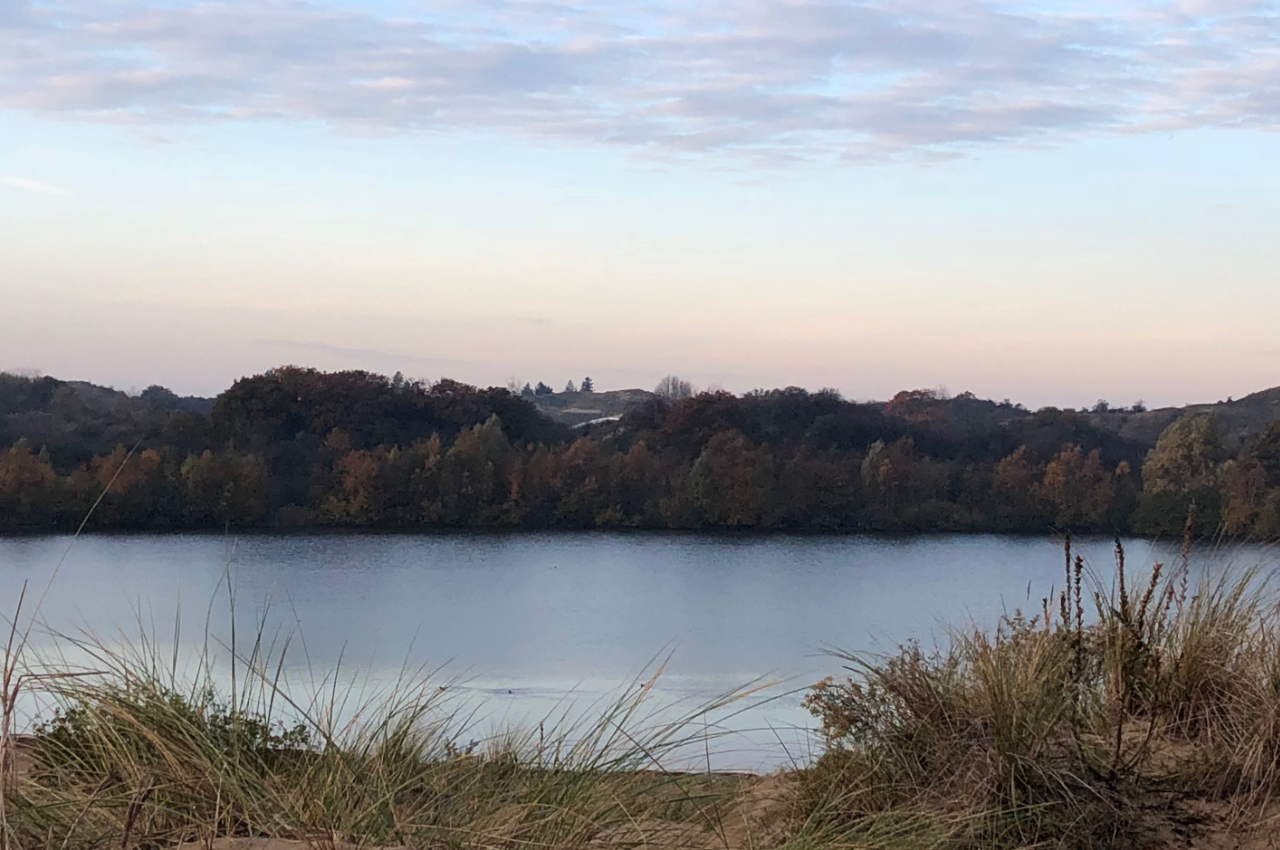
[2,366,1279,537]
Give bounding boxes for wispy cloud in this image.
[0,174,68,194]
[1,0,1277,163]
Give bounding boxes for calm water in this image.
[1,533,1274,770]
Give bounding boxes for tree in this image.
[1142,414,1224,495]
[534,382,554,396]
[1135,414,1226,535]
[320,446,388,525]
[581,377,594,393]
[687,430,777,526]
[437,415,511,525]
[860,437,941,525]
[1092,400,1110,414]
[1251,419,1280,488]
[0,440,61,529]
[614,440,658,522]
[81,445,180,529]
[180,450,269,527]
[140,385,180,410]
[564,380,578,393]
[654,375,694,401]
[552,438,607,526]
[993,445,1048,528]
[506,443,560,526]
[521,383,534,397]
[1040,444,1114,530]
[1219,457,1268,536]
[886,389,945,424]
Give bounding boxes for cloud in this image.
[0,0,1277,162]
[0,174,67,194]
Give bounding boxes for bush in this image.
[33,688,311,780]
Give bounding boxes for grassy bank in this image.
[5,538,1280,848]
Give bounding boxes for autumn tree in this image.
[553,438,608,526]
[1143,414,1225,493]
[614,441,660,523]
[79,446,179,528]
[436,416,511,525]
[180,450,269,527]
[321,446,388,525]
[687,430,777,526]
[860,438,946,528]
[885,389,946,424]
[1135,414,1226,535]
[0,440,61,529]
[1219,457,1269,536]
[506,443,562,526]
[992,446,1048,529]
[1040,444,1114,530]
[771,445,860,529]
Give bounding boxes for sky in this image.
[1,0,1278,409]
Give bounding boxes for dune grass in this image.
[6,533,1280,848]
[796,534,1280,848]
[1,585,784,850]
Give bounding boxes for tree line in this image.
[2,367,1278,537]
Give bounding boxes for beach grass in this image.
[1,586,784,850]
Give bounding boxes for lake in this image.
[1,532,1273,771]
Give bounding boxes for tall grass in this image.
[1,443,142,850]
[799,534,1280,848]
[1,592,780,850]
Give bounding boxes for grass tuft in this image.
[799,537,1280,847]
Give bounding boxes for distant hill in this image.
[1089,386,1280,451]
[528,388,656,426]
[876,384,1280,454]
[0,373,214,470]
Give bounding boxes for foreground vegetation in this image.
[6,537,1280,848]
[4,367,1280,537]
[798,534,1280,848]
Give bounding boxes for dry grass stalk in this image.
[802,531,1280,848]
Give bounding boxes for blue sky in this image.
[1,0,1278,407]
